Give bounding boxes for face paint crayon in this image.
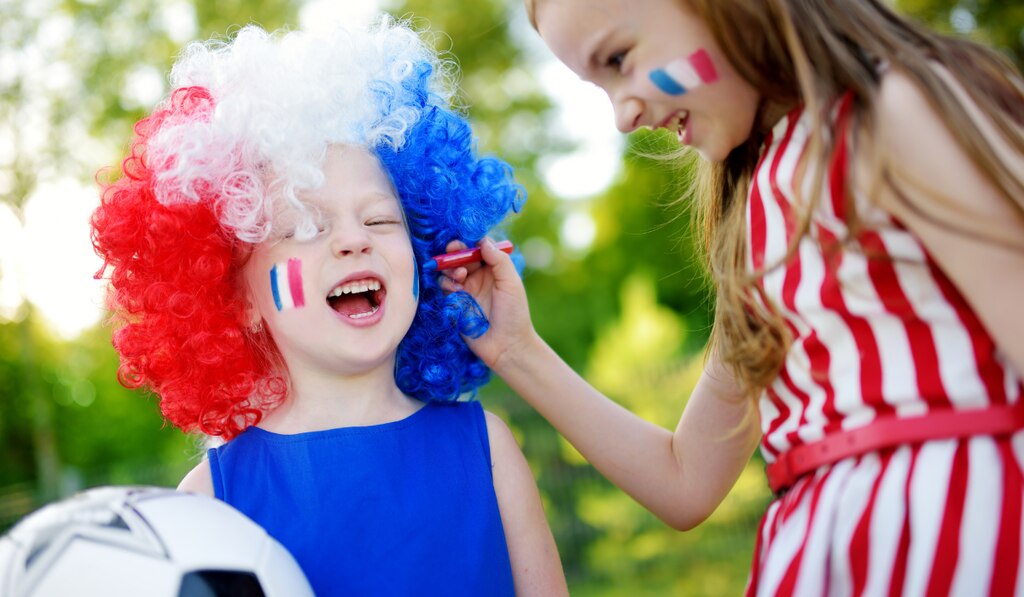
[648,49,719,96]
[423,240,514,272]
[270,258,305,311]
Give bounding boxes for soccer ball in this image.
[0,485,313,597]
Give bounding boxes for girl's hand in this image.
[438,238,536,370]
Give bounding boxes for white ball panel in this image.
[28,540,180,597]
[0,539,19,593]
[132,492,267,570]
[255,535,315,596]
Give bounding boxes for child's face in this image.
[244,145,418,378]
[534,0,761,162]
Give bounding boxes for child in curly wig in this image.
[91,19,566,596]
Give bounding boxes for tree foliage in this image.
[896,0,1024,68]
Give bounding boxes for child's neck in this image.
[258,367,423,434]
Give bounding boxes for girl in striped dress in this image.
[441,0,1024,594]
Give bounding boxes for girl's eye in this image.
[279,223,327,242]
[607,51,627,71]
[367,218,400,226]
[299,225,328,239]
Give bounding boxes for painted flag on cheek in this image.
[649,48,719,96]
[270,258,305,311]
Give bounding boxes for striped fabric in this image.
[745,97,1024,596]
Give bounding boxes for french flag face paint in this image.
[270,258,306,311]
[648,49,719,96]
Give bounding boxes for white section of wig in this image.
[146,17,453,243]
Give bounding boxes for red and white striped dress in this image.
[745,98,1024,596]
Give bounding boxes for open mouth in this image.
[662,110,690,142]
[327,277,386,320]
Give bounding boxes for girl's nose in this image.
[612,95,644,133]
[331,223,372,257]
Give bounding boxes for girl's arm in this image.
[871,67,1024,374]
[448,242,762,530]
[485,410,569,595]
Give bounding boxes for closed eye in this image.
[279,222,328,242]
[606,50,627,71]
[304,223,331,238]
[367,218,401,226]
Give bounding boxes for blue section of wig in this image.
[373,59,526,402]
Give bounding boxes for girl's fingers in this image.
[445,240,468,253]
[479,238,518,282]
[449,266,469,283]
[439,275,463,293]
[437,240,484,274]
[436,238,510,295]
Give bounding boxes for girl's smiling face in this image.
[244,145,418,379]
[535,0,762,162]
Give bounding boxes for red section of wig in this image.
[92,87,285,439]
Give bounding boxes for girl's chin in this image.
[688,139,733,164]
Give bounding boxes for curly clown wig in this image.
[91,19,525,439]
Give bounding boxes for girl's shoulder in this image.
[874,63,1022,164]
[481,407,518,459]
[870,64,1023,239]
[177,459,214,497]
[862,65,1024,376]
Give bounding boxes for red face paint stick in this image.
[424,240,514,271]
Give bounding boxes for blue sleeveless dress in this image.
[208,400,514,596]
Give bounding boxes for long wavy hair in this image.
[527,0,1024,398]
[91,19,524,439]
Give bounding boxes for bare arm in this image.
[871,68,1024,374]
[496,334,759,530]
[485,410,568,596]
[447,242,762,530]
[177,460,214,496]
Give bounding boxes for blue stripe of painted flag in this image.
[649,69,686,96]
[270,265,283,311]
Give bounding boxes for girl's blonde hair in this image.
[527,0,1024,398]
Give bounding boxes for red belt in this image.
[766,403,1024,494]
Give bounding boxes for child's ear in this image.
[247,313,264,334]
[239,269,264,330]
[243,297,264,333]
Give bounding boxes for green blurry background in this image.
[0,0,1019,594]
